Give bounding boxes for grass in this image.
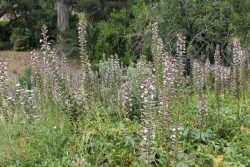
[1,51,31,75]
[1,50,82,75]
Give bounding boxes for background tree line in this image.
[0,0,249,67]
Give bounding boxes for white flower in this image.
[7,97,12,101]
[149,85,154,90]
[171,134,176,139]
[177,126,184,131]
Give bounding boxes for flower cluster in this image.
[170,125,184,143]
[0,55,9,120]
[192,59,205,95]
[0,56,8,98]
[151,22,165,85]
[120,81,133,112]
[214,45,222,108]
[197,96,208,126]
[192,58,209,126]
[140,67,157,165]
[232,38,246,97]
[78,20,88,64]
[158,55,175,141]
[176,32,187,101]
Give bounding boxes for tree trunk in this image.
[57,0,69,32]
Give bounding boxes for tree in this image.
[141,0,250,61]
[0,0,78,50]
[57,0,75,32]
[76,0,137,21]
[0,0,57,50]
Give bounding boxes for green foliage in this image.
[76,0,136,21]
[10,29,30,51]
[95,9,131,63]
[0,20,9,26]
[61,28,79,57]
[0,41,11,50]
[61,15,80,57]
[145,0,250,59]
[18,67,32,89]
[0,36,250,166]
[1,1,250,165]
[85,22,98,60]
[61,15,99,59]
[0,89,249,166]
[0,0,57,50]
[0,20,11,50]
[94,1,151,65]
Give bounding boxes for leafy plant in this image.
[18,67,32,89]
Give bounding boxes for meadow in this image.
[0,22,250,167]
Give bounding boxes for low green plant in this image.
[18,67,32,89]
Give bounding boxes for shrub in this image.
[95,9,131,65]
[0,41,11,50]
[18,67,32,90]
[10,29,30,51]
[0,20,9,26]
[61,28,80,58]
[0,21,11,50]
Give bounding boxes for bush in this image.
[95,9,131,64]
[13,37,30,51]
[0,20,9,26]
[0,41,11,50]
[0,21,11,50]
[59,14,80,58]
[18,67,32,90]
[10,29,30,51]
[61,28,79,58]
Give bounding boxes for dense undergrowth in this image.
[0,23,250,167]
[0,91,250,166]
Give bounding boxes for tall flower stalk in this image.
[0,56,8,100]
[176,32,187,102]
[121,81,133,113]
[78,19,94,103]
[151,22,164,88]
[232,38,247,120]
[193,59,208,127]
[140,66,157,166]
[214,45,221,111]
[232,38,246,98]
[40,25,53,99]
[158,55,174,145]
[0,55,9,120]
